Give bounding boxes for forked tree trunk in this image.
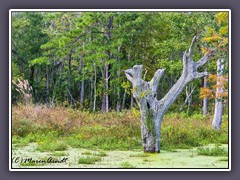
[125,36,214,153]
[212,59,224,130]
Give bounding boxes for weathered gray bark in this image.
[203,71,208,115]
[80,80,84,105]
[125,36,214,153]
[212,59,224,130]
[101,63,110,113]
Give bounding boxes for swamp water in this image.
[12,143,228,169]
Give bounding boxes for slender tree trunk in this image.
[90,79,93,109]
[46,66,49,104]
[122,89,126,110]
[116,69,121,112]
[125,36,214,153]
[179,85,195,112]
[212,59,224,130]
[78,56,85,107]
[93,63,97,112]
[106,64,109,112]
[116,90,121,112]
[202,69,208,115]
[80,80,84,105]
[101,16,113,113]
[116,46,121,112]
[101,63,109,113]
[131,94,134,108]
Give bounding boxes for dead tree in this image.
[124,36,214,153]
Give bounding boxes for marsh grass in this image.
[82,151,92,155]
[20,162,45,167]
[218,157,228,161]
[197,146,228,156]
[37,140,68,152]
[12,105,228,152]
[94,151,107,157]
[78,156,102,164]
[120,161,136,168]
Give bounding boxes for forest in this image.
[11,11,229,169]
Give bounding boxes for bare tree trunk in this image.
[46,66,49,104]
[80,80,84,105]
[116,47,121,112]
[203,70,208,115]
[116,88,121,112]
[101,63,110,113]
[125,36,214,153]
[212,59,224,130]
[93,63,97,112]
[179,85,195,112]
[101,16,113,113]
[131,94,134,108]
[122,89,126,110]
[90,79,93,109]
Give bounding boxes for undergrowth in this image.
[12,104,228,151]
[197,146,228,156]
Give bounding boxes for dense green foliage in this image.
[12,11,229,114]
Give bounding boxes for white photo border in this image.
[9,9,231,171]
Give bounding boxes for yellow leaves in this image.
[201,47,208,54]
[200,87,214,99]
[219,26,228,36]
[216,92,228,98]
[221,92,228,98]
[208,74,218,81]
[202,12,228,51]
[208,74,228,85]
[203,35,221,43]
[200,73,228,100]
[215,12,228,25]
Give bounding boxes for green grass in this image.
[82,151,92,155]
[37,140,68,152]
[78,156,102,164]
[130,153,149,157]
[20,162,45,167]
[197,146,228,156]
[120,161,136,168]
[94,151,107,157]
[218,157,228,161]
